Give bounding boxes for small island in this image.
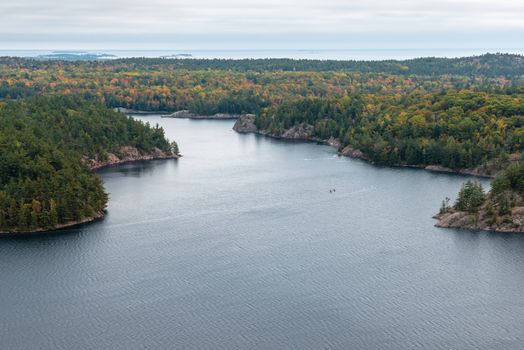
[434,163,524,233]
[36,51,117,61]
[0,96,179,234]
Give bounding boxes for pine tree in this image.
[454,180,485,213]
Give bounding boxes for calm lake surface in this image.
[1,117,524,350]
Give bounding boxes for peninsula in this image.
[0,96,179,234]
[434,163,524,233]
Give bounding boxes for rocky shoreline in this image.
[86,146,180,170]
[433,208,524,233]
[233,115,494,178]
[161,110,243,120]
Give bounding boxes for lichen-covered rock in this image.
[233,114,258,133]
[434,211,476,228]
[434,208,524,233]
[327,137,341,148]
[340,145,367,160]
[281,123,314,140]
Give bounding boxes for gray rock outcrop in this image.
[281,123,314,140]
[232,114,258,133]
[434,206,524,233]
[340,145,367,160]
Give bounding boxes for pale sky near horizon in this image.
[1,0,523,49]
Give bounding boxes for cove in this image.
[1,117,523,350]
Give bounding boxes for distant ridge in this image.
[3,53,523,77]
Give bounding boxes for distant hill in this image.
[1,53,523,76]
[108,53,524,77]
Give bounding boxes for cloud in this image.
[0,0,523,48]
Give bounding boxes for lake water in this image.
[1,117,524,350]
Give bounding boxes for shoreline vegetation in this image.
[0,211,105,235]
[0,97,180,235]
[233,115,501,178]
[434,163,524,232]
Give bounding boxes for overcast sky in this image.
[1,0,523,49]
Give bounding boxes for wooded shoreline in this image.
[232,115,496,178]
[0,211,105,235]
[1,153,180,236]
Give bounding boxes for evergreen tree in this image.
[454,180,485,213]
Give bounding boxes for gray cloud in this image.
[0,0,523,48]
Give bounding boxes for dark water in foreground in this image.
[1,117,524,350]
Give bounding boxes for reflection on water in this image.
[97,159,179,177]
[1,117,523,350]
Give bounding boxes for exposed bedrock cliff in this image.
[85,146,179,170]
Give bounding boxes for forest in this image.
[0,96,174,233]
[1,54,523,114]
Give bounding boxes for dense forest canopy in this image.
[0,96,174,233]
[0,54,523,114]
